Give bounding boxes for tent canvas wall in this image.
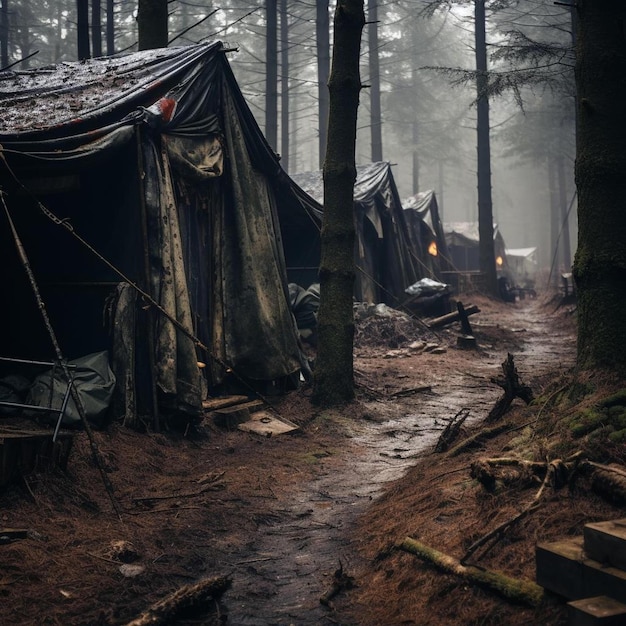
[443,221,509,274]
[505,247,538,283]
[291,162,423,305]
[401,190,451,278]
[0,42,319,426]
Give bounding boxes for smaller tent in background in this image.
[401,190,451,279]
[442,222,510,293]
[505,247,538,284]
[292,162,422,305]
[443,221,509,272]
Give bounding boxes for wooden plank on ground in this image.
[238,411,298,436]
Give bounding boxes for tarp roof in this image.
[444,221,501,245]
[292,162,421,303]
[505,247,537,260]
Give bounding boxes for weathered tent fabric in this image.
[0,42,316,424]
[402,190,451,277]
[291,162,420,305]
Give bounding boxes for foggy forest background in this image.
[0,0,577,274]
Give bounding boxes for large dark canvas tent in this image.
[291,161,421,305]
[0,42,320,426]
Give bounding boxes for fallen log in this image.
[397,537,543,606]
[486,354,533,422]
[471,457,571,492]
[584,461,626,505]
[125,576,232,626]
[427,304,480,329]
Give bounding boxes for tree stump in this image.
[486,353,533,422]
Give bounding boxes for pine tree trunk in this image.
[316,1,330,169]
[137,0,168,51]
[312,0,365,407]
[106,0,114,55]
[279,0,289,172]
[265,0,278,151]
[368,0,382,162]
[474,0,498,297]
[0,0,8,69]
[91,0,102,57]
[76,0,90,60]
[573,0,626,374]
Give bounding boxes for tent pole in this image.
[136,125,161,433]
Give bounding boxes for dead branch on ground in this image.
[487,353,533,422]
[461,462,557,565]
[434,408,470,453]
[125,575,232,626]
[446,423,511,457]
[320,560,355,609]
[397,537,543,606]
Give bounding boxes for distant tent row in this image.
[291,162,447,305]
[0,42,321,426]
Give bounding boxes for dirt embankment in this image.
[1,294,623,626]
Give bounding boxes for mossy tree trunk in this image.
[311,0,365,407]
[573,0,626,375]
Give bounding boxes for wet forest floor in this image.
[1,293,625,626]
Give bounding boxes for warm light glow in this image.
[496,255,503,267]
[428,241,438,256]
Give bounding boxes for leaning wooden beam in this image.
[428,304,480,329]
[125,576,232,626]
[397,538,544,607]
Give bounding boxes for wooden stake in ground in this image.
[487,353,533,422]
[125,576,232,626]
[397,537,543,606]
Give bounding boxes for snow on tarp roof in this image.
[505,246,537,262]
[505,247,537,259]
[0,43,222,138]
[291,161,397,206]
[444,221,500,244]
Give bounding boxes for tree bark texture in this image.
[573,0,626,375]
[368,0,383,162]
[265,0,278,151]
[77,0,90,60]
[0,0,8,69]
[474,0,498,297]
[312,0,365,407]
[137,0,168,51]
[316,0,330,169]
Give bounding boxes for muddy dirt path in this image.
[218,299,576,626]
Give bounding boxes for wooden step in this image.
[202,395,250,411]
[567,595,626,626]
[536,537,586,600]
[536,537,626,603]
[584,519,626,572]
[211,400,265,429]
